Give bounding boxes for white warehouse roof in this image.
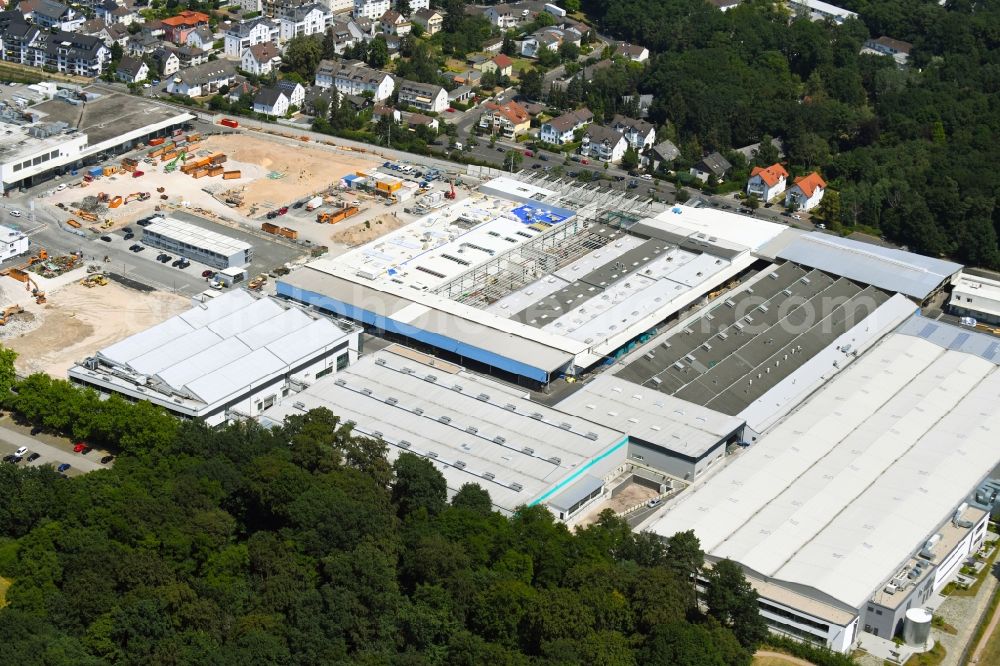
[644,317,1000,610]
[143,216,252,258]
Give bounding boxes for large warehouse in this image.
[642,316,999,652]
[260,345,629,517]
[0,87,194,194]
[69,290,361,425]
[277,180,787,384]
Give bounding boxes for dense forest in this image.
[0,348,779,665]
[573,0,1000,268]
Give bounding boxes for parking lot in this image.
[0,417,110,477]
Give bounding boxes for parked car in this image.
[27,452,40,462]
[647,498,662,508]
[496,146,505,152]
[2,454,21,463]
[202,270,215,279]
[641,174,653,180]
[15,446,28,457]
[538,153,548,161]
[524,150,533,157]
[100,455,115,464]
[137,219,153,227]
[580,159,589,165]
[73,442,87,453]
[172,259,184,267]
[9,209,21,217]
[56,183,67,191]
[277,206,289,215]
[531,163,541,169]
[57,463,71,473]
[99,235,112,242]
[158,254,172,263]
[960,316,978,327]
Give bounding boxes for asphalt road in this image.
[0,424,106,476]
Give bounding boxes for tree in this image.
[0,345,16,399]
[519,68,543,101]
[501,33,516,57]
[451,484,492,514]
[621,146,639,171]
[321,29,337,59]
[282,35,322,81]
[391,452,446,518]
[813,188,840,228]
[743,194,760,211]
[368,36,389,68]
[503,149,524,172]
[396,0,411,16]
[703,559,768,649]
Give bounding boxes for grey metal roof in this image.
[777,234,962,300]
[896,314,1000,364]
[546,474,603,512]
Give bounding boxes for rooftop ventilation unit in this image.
[548,456,561,465]
[758,304,769,313]
[477,393,490,401]
[504,403,516,411]
[293,401,306,409]
[493,435,506,444]
[684,354,696,363]
[768,272,778,280]
[559,422,572,430]
[522,446,535,455]
[371,431,382,439]
[454,460,467,469]
[375,358,386,365]
[482,471,496,480]
[361,388,372,395]
[425,374,438,382]
[426,451,439,459]
[744,315,754,324]
[335,378,347,386]
[673,361,684,370]
[413,407,424,416]
[398,440,411,449]
[452,384,463,392]
[530,412,543,420]
[466,426,478,434]
[800,276,811,284]
[724,299,736,308]
[782,289,793,296]
[510,482,524,492]
[651,377,662,385]
[438,415,452,424]
[702,343,712,352]
[401,367,414,374]
[585,431,599,440]
[717,332,728,340]
[385,397,398,406]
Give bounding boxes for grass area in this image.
[444,58,466,73]
[964,580,1000,666]
[753,657,810,666]
[977,606,1000,666]
[943,541,998,597]
[884,641,945,666]
[0,576,11,608]
[511,58,536,73]
[0,61,91,85]
[931,615,957,635]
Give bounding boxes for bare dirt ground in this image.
[331,213,408,247]
[0,276,188,377]
[575,482,659,528]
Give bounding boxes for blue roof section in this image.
[776,234,962,299]
[896,314,1000,364]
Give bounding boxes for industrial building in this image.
[0,87,194,194]
[69,290,362,426]
[141,216,253,269]
[260,345,629,518]
[277,179,787,385]
[948,272,1000,325]
[0,224,29,261]
[642,316,1000,652]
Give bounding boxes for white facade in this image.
[785,176,825,211]
[397,80,447,113]
[69,290,363,427]
[240,0,262,12]
[0,225,29,261]
[241,46,279,75]
[279,7,328,41]
[354,0,390,20]
[224,20,278,58]
[746,164,788,201]
[949,274,1000,326]
[254,92,290,116]
[326,62,394,100]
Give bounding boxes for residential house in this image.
[405,112,437,131]
[746,163,788,201]
[785,172,826,211]
[581,125,627,163]
[240,0,262,12]
[540,107,593,145]
[161,11,211,45]
[449,68,482,87]
[734,136,784,163]
[279,3,327,41]
[276,79,305,108]
[94,0,137,26]
[354,0,389,20]
[411,9,442,35]
[478,100,529,139]
[253,86,290,116]
[620,92,653,117]
[115,54,148,83]
[1,19,110,75]
[241,41,281,76]
[448,84,473,105]
[379,9,409,36]
[166,60,236,97]
[521,28,562,58]
[788,0,857,25]
[320,59,394,101]
[615,42,649,62]
[323,0,354,11]
[646,140,679,170]
[224,18,279,59]
[483,2,542,28]
[862,36,912,65]
[408,0,430,10]
[397,79,448,113]
[226,74,258,102]
[611,114,655,151]
[351,16,377,39]
[127,30,161,56]
[18,0,84,32]
[324,17,360,55]
[184,26,215,51]
[483,53,513,77]
[690,151,731,182]
[481,36,504,54]
[169,44,209,68]
[92,21,130,48]
[149,47,181,77]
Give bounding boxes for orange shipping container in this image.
[223,170,241,179]
[261,222,280,234]
[278,227,298,239]
[192,168,209,179]
[66,219,81,228]
[149,137,166,146]
[207,167,224,177]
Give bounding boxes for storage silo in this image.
[903,608,932,646]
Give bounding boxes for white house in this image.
[788,0,857,25]
[115,54,148,83]
[785,172,826,210]
[396,79,448,113]
[521,28,562,58]
[615,42,649,62]
[19,0,85,33]
[862,36,913,65]
[379,9,410,36]
[321,59,395,101]
[184,26,215,51]
[279,4,328,41]
[254,87,290,116]
[166,60,236,97]
[224,18,279,58]
[540,108,593,145]
[150,48,181,77]
[0,226,29,262]
[240,0,262,13]
[611,114,655,151]
[746,163,788,201]
[354,0,390,20]
[276,80,305,108]
[411,9,443,35]
[241,41,281,76]
[581,125,627,163]
[408,0,430,10]
[484,3,537,28]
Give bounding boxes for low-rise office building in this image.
[141,216,253,269]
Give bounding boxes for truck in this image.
[424,169,441,181]
[305,196,323,211]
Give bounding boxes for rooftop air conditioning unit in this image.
[371,431,383,439]
[335,378,347,386]
[454,460,467,469]
[530,412,543,420]
[293,401,306,409]
[385,397,398,406]
[375,358,386,365]
[477,393,490,401]
[361,388,372,395]
[494,435,506,444]
[426,451,439,459]
[438,415,451,424]
[510,482,523,492]
[522,446,535,455]
[466,426,478,434]
[425,374,437,382]
[413,407,424,416]
[453,384,464,392]
[559,422,572,430]
[483,471,496,480]
[504,403,516,411]
[398,440,411,449]
[548,456,561,465]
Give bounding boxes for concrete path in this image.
[968,583,1000,665]
[0,424,105,475]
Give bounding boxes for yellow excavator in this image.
[0,304,24,326]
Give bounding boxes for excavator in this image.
[164,152,186,173]
[0,304,24,326]
[0,247,48,277]
[21,273,45,304]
